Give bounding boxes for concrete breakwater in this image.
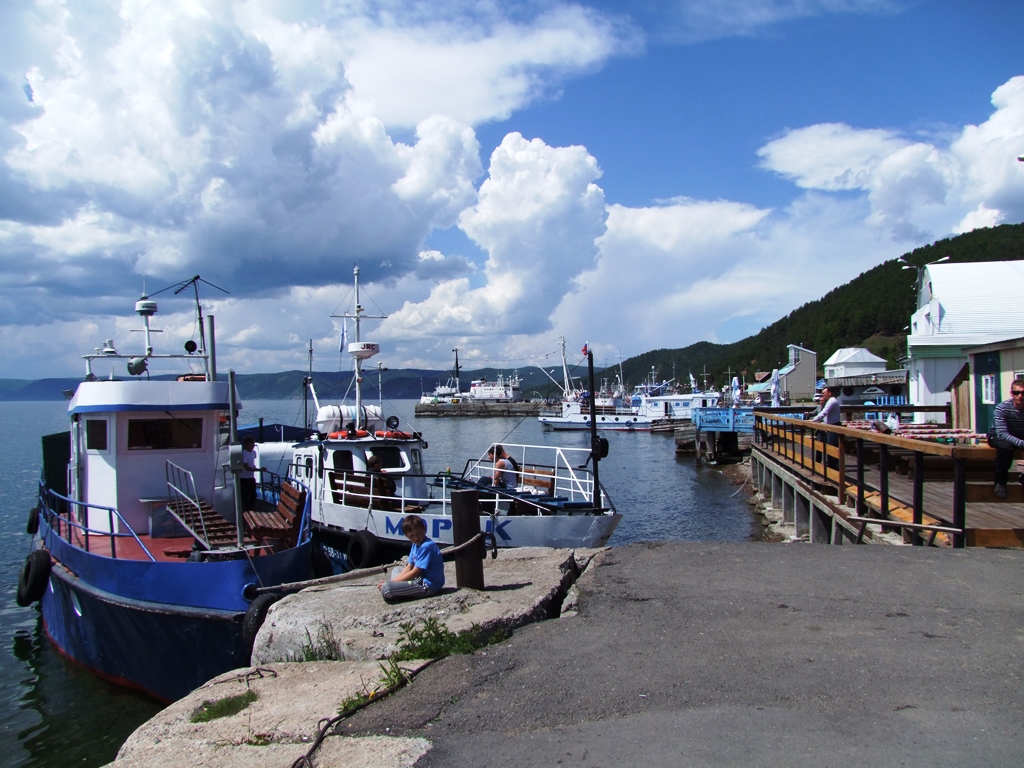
[107,548,596,768]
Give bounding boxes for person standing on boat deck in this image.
[809,386,841,469]
[378,515,444,603]
[487,445,518,490]
[240,436,260,511]
[990,378,1024,499]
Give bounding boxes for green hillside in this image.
[619,222,1024,389]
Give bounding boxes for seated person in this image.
[485,444,518,491]
[991,378,1024,498]
[366,454,396,496]
[378,515,444,603]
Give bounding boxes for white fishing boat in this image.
[538,342,719,431]
[19,279,316,702]
[419,348,465,404]
[293,269,621,568]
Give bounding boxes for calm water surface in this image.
[0,398,756,767]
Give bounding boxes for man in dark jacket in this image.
[991,378,1024,498]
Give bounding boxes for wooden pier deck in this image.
[751,408,1024,548]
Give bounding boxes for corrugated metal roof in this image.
[922,262,1024,336]
[823,347,886,365]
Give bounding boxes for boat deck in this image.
[55,501,259,562]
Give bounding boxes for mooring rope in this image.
[252,532,488,596]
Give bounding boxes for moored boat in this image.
[537,340,720,431]
[18,280,316,702]
[294,269,621,567]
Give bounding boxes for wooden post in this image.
[952,458,966,549]
[451,489,485,590]
[912,450,924,546]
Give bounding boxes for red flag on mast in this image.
[582,342,589,357]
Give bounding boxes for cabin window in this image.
[127,418,203,450]
[369,446,406,470]
[981,374,996,405]
[332,450,354,471]
[410,449,423,474]
[305,457,313,477]
[86,419,108,451]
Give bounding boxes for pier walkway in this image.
[751,406,1024,548]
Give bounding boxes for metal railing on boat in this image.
[38,482,157,561]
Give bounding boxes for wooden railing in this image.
[752,410,997,549]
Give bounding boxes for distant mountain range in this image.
[4,223,1023,402]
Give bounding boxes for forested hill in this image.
[620,222,1024,389]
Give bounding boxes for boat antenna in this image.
[453,348,460,393]
[150,275,229,378]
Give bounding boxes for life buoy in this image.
[374,430,413,439]
[17,550,50,607]
[328,429,369,439]
[242,593,282,657]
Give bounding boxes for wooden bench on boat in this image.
[243,481,307,548]
[520,466,555,495]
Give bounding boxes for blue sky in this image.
[0,0,1022,379]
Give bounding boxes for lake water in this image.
[0,398,758,767]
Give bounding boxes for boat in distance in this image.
[537,339,719,431]
[19,280,317,702]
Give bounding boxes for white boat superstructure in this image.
[467,372,522,402]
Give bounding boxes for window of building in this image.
[981,374,996,405]
[127,418,203,450]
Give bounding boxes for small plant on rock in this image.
[298,617,343,661]
[191,690,258,723]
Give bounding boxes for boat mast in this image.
[332,266,384,430]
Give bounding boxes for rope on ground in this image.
[287,660,435,768]
[252,533,486,595]
[729,466,753,498]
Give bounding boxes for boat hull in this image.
[35,515,313,702]
[314,506,621,549]
[41,561,248,702]
[538,417,652,431]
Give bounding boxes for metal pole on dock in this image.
[586,351,603,506]
[451,490,485,590]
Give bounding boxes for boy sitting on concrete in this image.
[378,514,445,603]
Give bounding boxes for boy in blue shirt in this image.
[378,515,445,603]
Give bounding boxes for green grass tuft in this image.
[190,690,258,723]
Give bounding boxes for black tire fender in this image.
[242,593,282,657]
[17,550,51,607]
[26,507,39,536]
[346,530,379,570]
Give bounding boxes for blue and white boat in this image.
[290,269,621,568]
[18,280,315,702]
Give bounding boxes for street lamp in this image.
[900,254,949,302]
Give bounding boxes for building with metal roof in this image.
[905,261,1024,420]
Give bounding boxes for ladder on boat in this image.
[164,461,253,550]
